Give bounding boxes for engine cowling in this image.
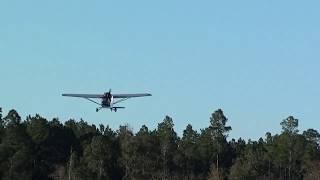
[101,92,112,106]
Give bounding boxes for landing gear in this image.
[110,108,117,112]
[96,107,102,112]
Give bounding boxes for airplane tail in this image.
[111,106,125,112]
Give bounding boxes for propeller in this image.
[106,89,112,99]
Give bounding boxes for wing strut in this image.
[84,98,101,106]
[113,97,130,105]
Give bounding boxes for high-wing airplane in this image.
[62,89,151,112]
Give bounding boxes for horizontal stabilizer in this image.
[112,107,125,109]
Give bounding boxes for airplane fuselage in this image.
[101,94,113,108]
[97,92,120,112]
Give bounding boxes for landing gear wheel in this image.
[96,108,99,112]
[114,108,117,112]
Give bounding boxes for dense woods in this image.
[0,109,319,180]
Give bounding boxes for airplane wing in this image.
[62,94,104,98]
[113,93,152,98]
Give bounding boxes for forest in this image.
[0,109,319,180]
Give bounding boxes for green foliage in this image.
[0,109,318,180]
[303,128,320,144]
[207,164,224,180]
[26,114,49,144]
[280,116,299,135]
[209,109,232,139]
[156,116,179,179]
[3,109,21,128]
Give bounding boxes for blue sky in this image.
[0,0,319,139]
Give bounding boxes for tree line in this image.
[0,109,319,180]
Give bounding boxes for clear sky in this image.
[1,0,319,140]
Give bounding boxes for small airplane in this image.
[62,89,151,112]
